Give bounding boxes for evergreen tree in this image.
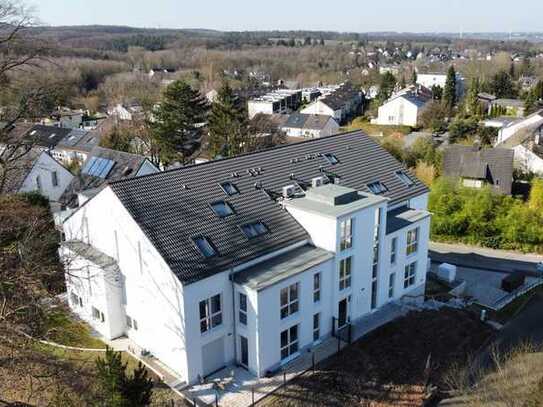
[465,77,482,116]
[151,80,209,165]
[123,363,154,407]
[376,71,396,103]
[509,63,516,80]
[208,81,249,158]
[524,90,538,116]
[490,70,516,98]
[442,65,457,109]
[411,70,417,85]
[534,80,543,101]
[303,37,312,46]
[319,38,325,46]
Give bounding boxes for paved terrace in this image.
[183,302,410,407]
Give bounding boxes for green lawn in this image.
[44,306,106,349]
[342,116,412,137]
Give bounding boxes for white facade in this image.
[281,118,340,139]
[62,181,431,385]
[19,152,73,202]
[373,96,424,127]
[496,113,543,145]
[513,144,543,175]
[416,73,464,96]
[301,101,340,121]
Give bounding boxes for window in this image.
[339,257,352,290]
[404,262,417,288]
[199,294,222,333]
[51,171,59,187]
[340,218,353,250]
[406,228,419,256]
[70,292,80,307]
[390,237,397,264]
[36,175,42,191]
[389,273,396,298]
[92,307,105,322]
[313,313,320,342]
[240,222,269,239]
[126,315,138,330]
[313,273,321,303]
[371,280,378,309]
[280,283,299,319]
[239,293,247,325]
[193,237,217,258]
[367,181,388,194]
[211,201,234,218]
[372,244,379,279]
[395,170,414,187]
[323,153,339,165]
[220,181,239,196]
[280,325,299,360]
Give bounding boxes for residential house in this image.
[300,83,363,124]
[61,130,431,385]
[45,107,86,129]
[496,111,543,174]
[443,145,514,194]
[495,110,543,145]
[416,72,465,97]
[489,99,526,118]
[372,86,432,127]
[1,147,73,203]
[248,90,302,119]
[279,113,340,139]
[108,103,144,121]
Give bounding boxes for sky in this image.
[30,0,543,33]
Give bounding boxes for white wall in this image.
[19,152,73,202]
[282,119,340,139]
[374,97,419,127]
[63,187,189,380]
[496,115,543,145]
[136,160,159,176]
[301,101,340,121]
[513,144,543,174]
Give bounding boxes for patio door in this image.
[240,335,249,368]
[338,298,348,328]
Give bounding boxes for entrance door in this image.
[338,298,348,328]
[202,337,225,377]
[240,335,248,367]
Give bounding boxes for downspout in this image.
[230,262,238,365]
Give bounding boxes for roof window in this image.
[220,181,239,196]
[395,170,414,187]
[193,237,217,258]
[211,201,234,218]
[323,153,339,165]
[367,181,388,195]
[240,221,269,239]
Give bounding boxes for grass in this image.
[43,306,106,349]
[341,116,412,137]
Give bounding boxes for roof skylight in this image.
[395,170,415,187]
[323,153,339,165]
[220,181,239,196]
[193,237,217,258]
[211,201,234,218]
[240,221,269,239]
[367,181,388,195]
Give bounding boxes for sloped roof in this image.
[443,145,514,194]
[320,83,361,111]
[107,130,428,285]
[1,147,42,193]
[283,113,335,130]
[24,125,72,149]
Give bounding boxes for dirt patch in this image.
[262,308,493,407]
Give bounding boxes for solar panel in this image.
[81,157,116,178]
[81,157,98,175]
[99,160,115,178]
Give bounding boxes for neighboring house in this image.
[489,99,526,118]
[443,145,514,194]
[301,88,321,104]
[372,86,432,127]
[60,146,159,210]
[495,110,543,145]
[300,83,363,124]
[108,103,143,121]
[279,113,340,139]
[148,67,177,86]
[248,90,302,119]
[416,72,465,97]
[43,107,85,129]
[2,148,73,203]
[496,111,543,175]
[61,130,431,386]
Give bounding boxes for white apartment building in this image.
[416,72,465,97]
[248,90,302,119]
[61,131,431,386]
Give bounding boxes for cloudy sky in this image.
[31,0,543,33]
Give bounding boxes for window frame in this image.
[390,237,397,264]
[240,221,269,239]
[367,181,388,194]
[280,325,299,361]
[389,272,396,298]
[404,262,417,289]
[210,200,235,218]
[192,236,217,258]
[199,294,223,334]
[339,257,352,291]
[51,171,59,187]
[340,218,353,251]
[395,170,415,187]
[280,283,299,319]
[406,228,419,256]
[313,313,320,342]
[239,292,248,326]
[219,181,240,196]
[323,153,339,165]
[313,273,321,303]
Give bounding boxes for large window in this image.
[313,273,321,303]
[92,306,105,323]
[280,325,299,360]
[280,283,299,319]
[339,257,352,290]
[199,294,222,333]
[240,222,269,239]
[389,273,396,298]
[193,237,217,258]
[239,292,247,325]
[340,218,353,250]
[390,237,397,264]
[211,201,234,218]
[313,313,320,342]
[126,315,139,331]
[51,171,59,187]
[406,228,419,256]
[404,262,417,288]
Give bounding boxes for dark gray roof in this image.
[24,125,72,149]
[320,83,361,111]
[443,145,514,195]
[61,146,153,207]
[56,129,90,150]
[233,244,334,290]
[1,147,42,193]
[107,131,428,285]
[386,206,431,235]
[283,113,334,130]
